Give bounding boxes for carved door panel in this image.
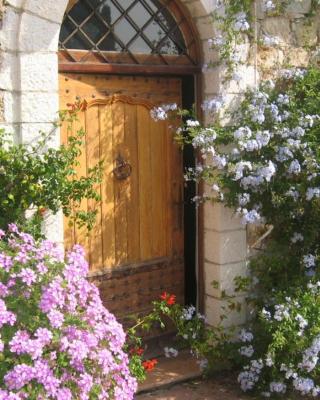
[59,74,184,323]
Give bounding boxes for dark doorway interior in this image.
[182,76,197,306]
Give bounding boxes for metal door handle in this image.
[113,154,132,180]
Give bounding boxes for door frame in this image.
[58,63,204,311]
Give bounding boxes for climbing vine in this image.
[210,0,320,79]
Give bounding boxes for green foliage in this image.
[0,110,102,235]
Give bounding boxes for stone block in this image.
[20,53,59,92]
[204,261,249,298]
[293,18,318,47]
[286,0,311,16]
[0,8,20,51]
[0,53,19,91]
[5,0,24,8]
[204,228,247,265]
[184,1,208,17]
[42,209,64,245]
[194,16,215,39]
[24,0,69,23]
[19,13,60,52]
[20,91,59,123]
[262,17,292,44]
[205,294,247,327]
[223,65,258,93]
[20,122,60,148]
[257,47,285,70]
[285,47,310,67]
[204,202,244,232]
[3,91,20,123]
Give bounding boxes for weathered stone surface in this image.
[0,8,20,51]
[20,91,59,123]
[262,17,292,44]
[203,202,244,232]
[293,17,319,47]
[285,46,310,67]
[257,47,285,70]
[204,261,249,298]
[205,294,247,327]
[19,13,60,52]
[286,0,312,16]
[204,228,247,265]
[20,53,58,91]
[24,0,69,24]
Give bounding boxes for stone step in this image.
[137,351,202,395]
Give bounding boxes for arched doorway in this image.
[58,0,201,328]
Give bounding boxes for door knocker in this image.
[112,154,132,180]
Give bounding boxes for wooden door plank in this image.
[150,118,167,258]
[73,110,89,254]
[112,101,129,266]
[100,104,116,268]
[85,105,103,271]
[60,119,76,251]
[137,106,153,260]
[125,103,140,263]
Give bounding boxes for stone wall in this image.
[0,0,318,326]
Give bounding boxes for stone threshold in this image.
[137,350,202,395]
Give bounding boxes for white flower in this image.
[258,160,276,182]
[239,329,254,343]
[238,193,250,206]
[306,187,320,200]
[276,146,293,162]
[234,12,250,31]
[234,126,252,141]
[274,304,290,321]
[303,254,316,268]
[202,97,224,113]
[164,347,179,358]
[240,209,261,225]
[233,161,252,180]
[150,107,167,121]
[269,382,286,394]
[256,131,271,148]
[291,232,304,243]
[182,305,196,321]
[265,354,274,367]
[261,308,271,320]
[280,68,307,80]
[150,103,177,121]
[291,126,305,138]
[239,345,254,358]
[286,187,300,201]
[208,35,225,47]
[295,314,308,330]
[213,155,227,169]
[186,119,200,127]
[288,159,301,175]
[293,377,315,395]
[262,0,276,12]
[262,34,279,47]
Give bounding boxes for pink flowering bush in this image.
[0,224,137,399]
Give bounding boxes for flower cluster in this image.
[0,226,137,399]
[236,285,320,397]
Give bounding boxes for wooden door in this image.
[59,74,184,324]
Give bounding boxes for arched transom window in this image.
[59,0,200,71]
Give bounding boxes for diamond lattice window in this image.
[59,0,198,66]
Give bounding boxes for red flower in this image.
[130,347,144,356]
[160,292,176,306]
[142,359,158,372]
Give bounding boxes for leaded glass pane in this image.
[59,0,198,66]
